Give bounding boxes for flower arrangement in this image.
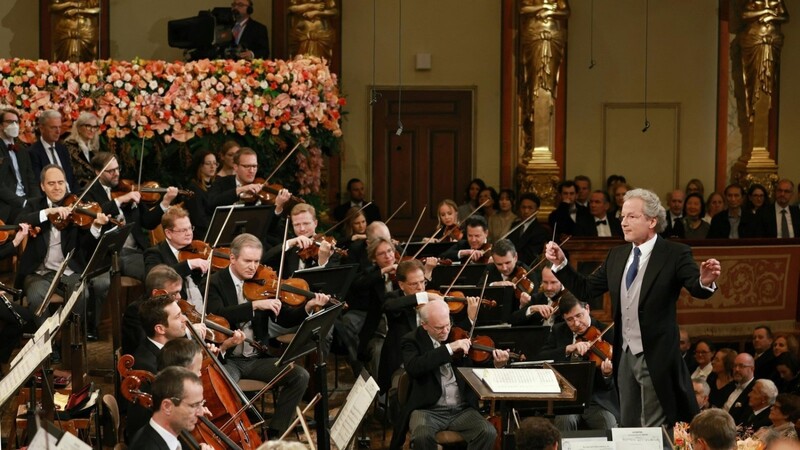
[672,421,766,450]
[0,57,343,194]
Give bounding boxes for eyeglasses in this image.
[81,124,100,130]
[171,398,206,410]
[104,167,120,174]
[169,226,195,234]
[2,119,19,124]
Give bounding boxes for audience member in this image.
[755,393,800,442]
[686,178,705,197]
[507,193,549,266]
[754,325,778,380]
[28,109,78,193]
[693,377,711,411]
[708,184,759,238]
[663,189,686,238]
[689,409,737,450]
[744,379,779,430]
[704,192,726,224]
[683,192,710,239]
[549,180,592,237]
[760,179,800,238]
[708,348,737,408]
[578,190,622,237]
[692,339,715,380]
[681,327,698,373]
[489,188,517,243]
[574,175,592,207]
[724,353,756,425]
[457,178,486,221]
[516,417,560,450]
[747,183,769,215]
[62,111,99,190]
[775,353,800,394]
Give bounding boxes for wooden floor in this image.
[1,316,395,449]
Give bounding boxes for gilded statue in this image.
[738,0,789,121]
[519,0,570,122]
[288,0,339,60]
[50,0,101,62]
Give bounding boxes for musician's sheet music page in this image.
[562,438,615,450]
[473,368,560,393]
[330,373,379,449]
[611,428,663,450]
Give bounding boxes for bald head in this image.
[669,189,685,215]
[733,353,755,384]
[366,221,391,241]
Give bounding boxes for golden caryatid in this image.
[50,0,101,62]
[738,0,789,122]
[288,0,339,60]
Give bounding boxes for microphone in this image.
[641,120,650,133]
[396,120,403,136]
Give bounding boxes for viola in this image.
[426,290,496,314]
[0,220,39,243]
[48,194,123,230]
[239,178,304,208]
[178,240,232,271]
[114,179,194,203]
[574,323,614,368]
[296,234,348,261]
[448,326,524,363]
[116,354,243,450]
[242,264,318,307]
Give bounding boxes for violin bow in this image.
[136,135,145,191]
[200,205,237,318]
[512,235,571,289]
[384,201,407,224]
[220,362,296,433]
[590,322,614,345]
[322,201,373,237]
[498,210,538,242]
[443,256,473,297]
[275,218,291,303]
[263,140,304,184]
[400,205,426,259]
[468,272,490,341]
[70,157,116,208]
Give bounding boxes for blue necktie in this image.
[625,247,641,289]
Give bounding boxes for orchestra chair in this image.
[397,370,467,449]
[102,393,124,448]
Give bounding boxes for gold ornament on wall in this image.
[288,0,339,60]
[50,0,101,62]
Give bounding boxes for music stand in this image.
[205,205,274,246]
[275,302,344,450]
[399,242,454,258]
[81,224,133,281]
[429,263,488,290]
[293,264,358,300]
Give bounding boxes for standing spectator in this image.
[28,110,78,193]
[333,178,382,224]
[63,111,100,190]
[457,178,486,221]
[0,107,40,222]
[488,188,517,243]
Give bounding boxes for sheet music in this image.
[562,438,615,450]
[473,368,561,393]
[611,428,663,450]
[59,281,85,324]
[0,335,51,407]
[10,312,60,368]
[330,373,379,450]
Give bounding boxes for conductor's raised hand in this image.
[700,258,721,286]
[545,241,566,266]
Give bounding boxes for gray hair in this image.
[67,111,101,151]
[38,109,62,126]
[623,188,667,233]
[754,379,779,405]
[419,300,448,324]
[692,377,711,397]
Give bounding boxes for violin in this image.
[426,290,496,314]
[243,265,317,307]
[448,326,524,363]
[0,220,39,243]
[114,179,194,203]
[476,243,492,263]
[296,234,348,261]
[48,194,123,230]
[178,240,232,271]
[510,266,535,300]
[574,323,614,368]
[239,178,304,208]
[174,297,268,354]
[440,224,463,242]
[116,354,244,450]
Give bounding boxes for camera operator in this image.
[230,0,269,60]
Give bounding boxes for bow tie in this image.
[595,219,607,226]
[6,143,17,152]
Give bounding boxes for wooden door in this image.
[372,89,473,240]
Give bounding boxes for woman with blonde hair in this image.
[64,111,101,188]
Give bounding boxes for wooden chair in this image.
[396,371,467,449]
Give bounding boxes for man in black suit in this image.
[0,107,39,222]
[507,193,549,266]
[752,325,777,380]
[662,189,686,238]
[708,184,759,239]
[28,110,77,193]
[535,293,619,431]
[333,178,382,224]
[485,239,533,310]
[723,353,756,425]
[230,0,270,59]
[680,327,699,374]
[440,216,491,263]
[121,265,184,355]
[16,165,107,326]
[143,206,210,308]
[508,264,562,327]
[759,179,800,238]
[548,180,594,237]
[390,300,504,450]
[545,188,721,426]
[742,379,777,430]
[129,367,210,450]
[207,232,313,437]
[578,190,623,237]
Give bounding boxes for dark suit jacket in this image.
[662,211,686,239]
[754,350,778,381]
[128,422,171,450]
[577,215,623,238]
[14,196,98,288]
[121,298,145,356]
[347,263,394,361]
[28,140,77,193]
[236,18,270,59]
[507,219,550,266]
[206,175,239,213]
[758,203,800,238]
[81,182,163,250]
[379,290,420,392]
[742,407,772,431]
[548,202,594,237]
[143,240,205,300]
[554,235,716,424]
[333,201,382,224]
[126,339,160,443]
[707,209,759,239]
[0,141,39,221]
[390,326,477,450]
[535,318,621,419]
[727,379,756,425]
[507,292,562,326]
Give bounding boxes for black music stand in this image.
[475,325,552,360]
[429,263,489,290]
[81,224,132,281]
[448,286,512,325]
[205,205,273,246]
[398,241,454,258]
[276,302,344,450]
[293,264,358,300]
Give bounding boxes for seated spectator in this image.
[704,192,726,224]
[754,393,800,443]
[708,348,737,408]
[693,377,711,411]
[683,192,710,239]
[775,353,800,394]
[747,184,769,215]
[744,379,779,431]
[773,334,800,359]
[686,178,705,197]
[692,339,715,380]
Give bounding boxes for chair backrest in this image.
[397,370,410,407]
[102,393,121,443]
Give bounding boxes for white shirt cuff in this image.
[415,292,428,305]
[551,258,569,273]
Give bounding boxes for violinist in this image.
[206,147,274,210]
[426,199,461,243]
[206,233,311,438]
[440,215,491,263]
[16,165,108,329]
[506,193,549,266]
[122,265,185,355]
[129,367,213,450]
[533,293,619,432]
[183,149,219,239]
[84,152,178,281]
[336,236,397,377]
[262,203,339,274]
[508,265,562,327]
[143,206,210,309]
[343,220,393,270]
[485,239,532,308]
[389,300,503,450]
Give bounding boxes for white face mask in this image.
[4,122,19,139]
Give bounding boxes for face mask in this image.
[4,122,19,138]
